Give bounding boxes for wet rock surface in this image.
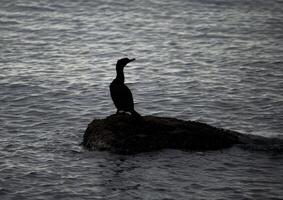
[82,114,243,154]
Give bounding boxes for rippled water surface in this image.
[1,0,283,199]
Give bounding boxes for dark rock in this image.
[82,114,243,154]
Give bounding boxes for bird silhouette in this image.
[110,58,141,118]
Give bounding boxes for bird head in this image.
[116,58,135,69]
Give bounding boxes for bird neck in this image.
[116,67,125,83]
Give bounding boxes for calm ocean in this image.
[1,0,283,199]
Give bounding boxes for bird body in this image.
[110,78,134,113]
[110,58,141,117]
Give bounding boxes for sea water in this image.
[1,0,283,199]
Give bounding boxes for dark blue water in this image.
[1,0,283,199]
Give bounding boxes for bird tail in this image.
[131,109,142,119]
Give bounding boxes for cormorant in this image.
[110,58,141,117]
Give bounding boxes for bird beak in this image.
[129,58,135,62]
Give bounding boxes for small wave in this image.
[15,4,56,12]
[0,188,12,195]
[0,20,20,25]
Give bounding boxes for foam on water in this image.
[1,0,283,199]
